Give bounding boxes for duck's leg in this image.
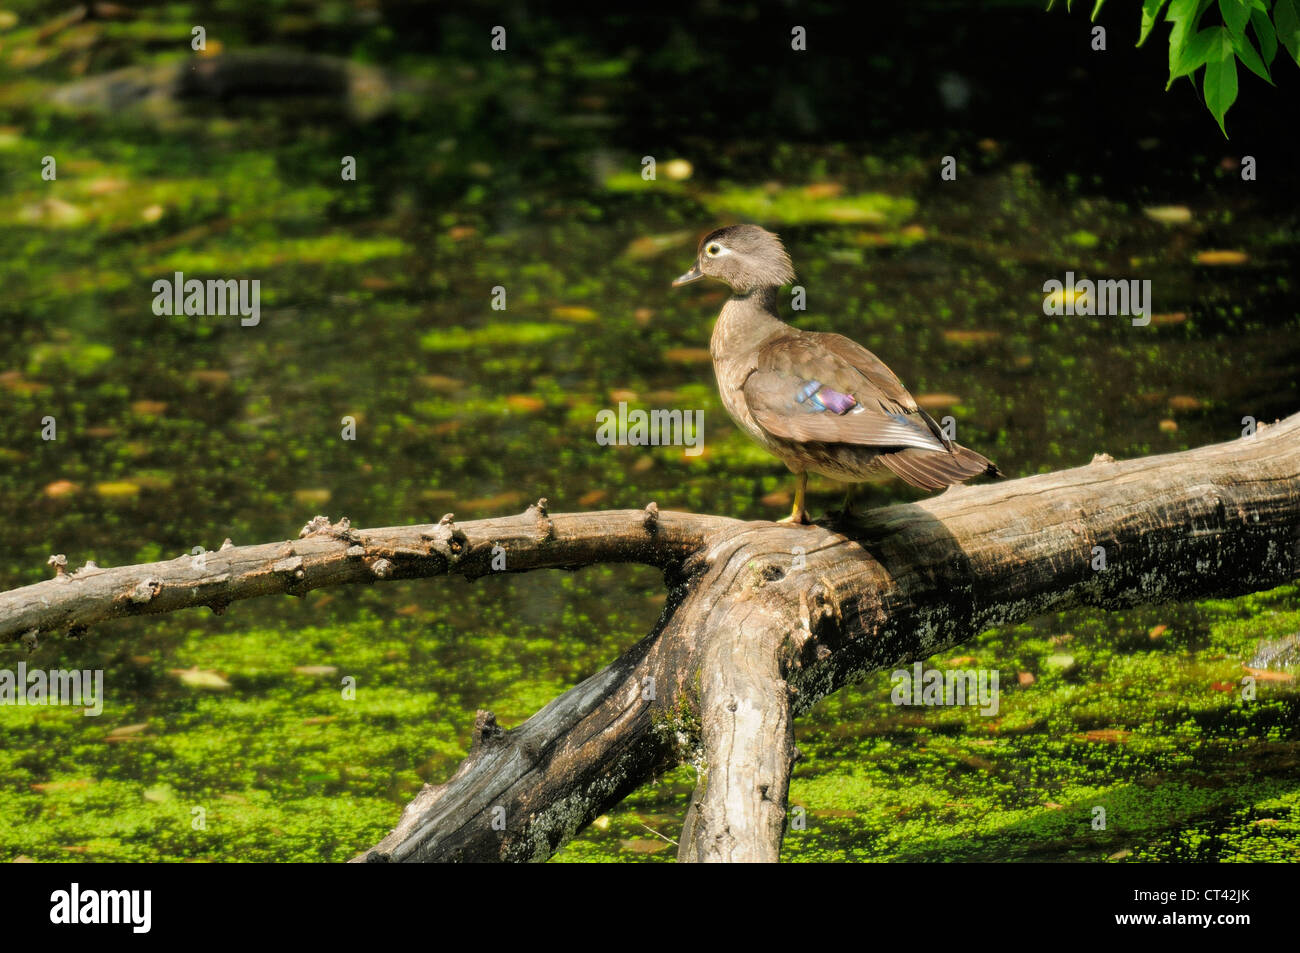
[779,471,809,524]
[839,482,857,518]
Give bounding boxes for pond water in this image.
[0,3,1297,862]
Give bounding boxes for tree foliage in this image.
[1055,0,1300,134]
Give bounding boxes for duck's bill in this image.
[672,264,704,287]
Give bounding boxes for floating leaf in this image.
[549,306,598,323]
[1142,204,1193,224]
[170,667,232,690]
[417,374,463,393]
[1244,667,1294,682]
[1194,249,1248,264]
[31,779,93,794]
[942,330,1000,345]
[1077,729,1131,743]
[623,231,693,260]
[662,159,693,181]
[44,480,80,499]
[106,723,149,739]
[662,347,711,365]
[293,665,339,677]
[705,184,916,227]
[506,394,545,412]
[94,481,141,499]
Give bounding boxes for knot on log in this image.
[368,557,394,579]
[644,502,659,532]
[220,538,235,551]
[470,710,505,754]
[1091,452,1116,464]
[299,515,332,538]
[524,499,555,541]
[422,517,468,564]
[129,577,162,604]
[345,544,365,559]
[47,554,67,578]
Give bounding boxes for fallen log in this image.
[2,414,1297,862]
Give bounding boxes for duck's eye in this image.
[706,243,722,257]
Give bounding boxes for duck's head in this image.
[672,225,794,294]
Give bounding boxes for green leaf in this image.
[1231,26,1275,81]
[1204,50,1239,135]
[1219,0,1251,34]
[1092,0,1107,20]
[1166,0,1213,78]
[1251,7,1278,64]
[1276,0,1300,63]
[1169,26,1223,86]
[1139,0,1172,45]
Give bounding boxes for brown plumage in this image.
[673,224,1001,522]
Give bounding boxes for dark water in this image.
[0,2,1297,862]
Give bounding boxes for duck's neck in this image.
[710,286,788,360]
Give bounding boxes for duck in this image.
[673,224,1000,524]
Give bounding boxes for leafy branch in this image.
[1054,0,1300,135]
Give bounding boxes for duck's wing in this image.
[741,331,950,452]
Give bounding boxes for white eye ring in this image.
[705,243,723,257]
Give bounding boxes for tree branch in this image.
[0,504,730,646]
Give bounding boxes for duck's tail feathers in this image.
[879,444,1003,492]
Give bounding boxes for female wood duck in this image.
[673,224,1000,524]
